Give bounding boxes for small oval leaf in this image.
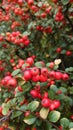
[40,108,49,119]
[60,118,70,128]
[49,110,61,123]
[27,101,39,112]
[23,115,36,125]
[12,69,20,76]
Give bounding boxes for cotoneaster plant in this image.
[0,0,73,129]
[0,57,73,130]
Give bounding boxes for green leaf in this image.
[22,82,31,93]
[65,67,73,72]
[40,82,48,87]
[69,122,73,129]
[18,80,26,86]
[60,118,70,128]
[23,115,36,125]
[35,62,43,68]
[69,87,73,94]
[61,0,69,5]
[49,90,56,100]
[12,69,20,76]
[19,105,28,111]
[11,110,22,119]
[40,108,49,119]
[2,104,9,115]
[59,87,67,93]
[27,101,39,112]
[48,110,61,123]
[50,85,58,92]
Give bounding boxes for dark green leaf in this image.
[61,0,69,5]
[11,110,22,119]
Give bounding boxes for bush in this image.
[0,0,73,129]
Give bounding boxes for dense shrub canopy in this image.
[0,0,73,130]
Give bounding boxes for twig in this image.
[0,110,13,122]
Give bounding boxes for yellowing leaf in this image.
[23,115,36,125]
[40,108,49,119]
[54,59,61,65]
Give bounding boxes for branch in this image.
[0,110,13,122]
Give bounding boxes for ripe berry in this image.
[66,50,72,56]
[55,71,62,80]
[49,103,55,111]
[41,98,51,108]
[23,70,32,81]
[62,73,69,81]
[41,68,48,76]
[49,71,55,78]
[27,0,34,6]
[49,62,54,69]
[70,115,73,120]
[26,57,34,66]
[56,47,62,53]
[31,67,39,76]
[30,89,38,98]
[53,100,60,109]
[0,127,4,130]
[18,86,23,92]
[0,106,2,115]
[39,74,47,82]
[24,111,30,117]
[24,39,30,46]
[43,92,48,98]
[7,78,17,87]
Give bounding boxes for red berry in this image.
[32,75,40,82]
[39,74,47,82]
[0,106,2,115]
[50,80,55,85]
[31,67,39,76]
[30,89,38,98]
[41,13,47,18]
[55,71,62,80]
[43,92,48,98]
[41,98,51,108]
[23,70,32,81]
[24,111,30,117]
[49,71,55,78]
[66,50,72,56]
[18,86,23,92]
[56,90,62,94]
[70,115,73,119]
[56,47,62,53]
[49,62,54,69]
[24,39,30,46]
[49,103,55,111]
[0,127,4,130]
[53,100,60,109]
[26,57,34,66]
[62,73,69,81]
[7,78,17,87]
[41,68,48,76]
[27,0,34,6]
